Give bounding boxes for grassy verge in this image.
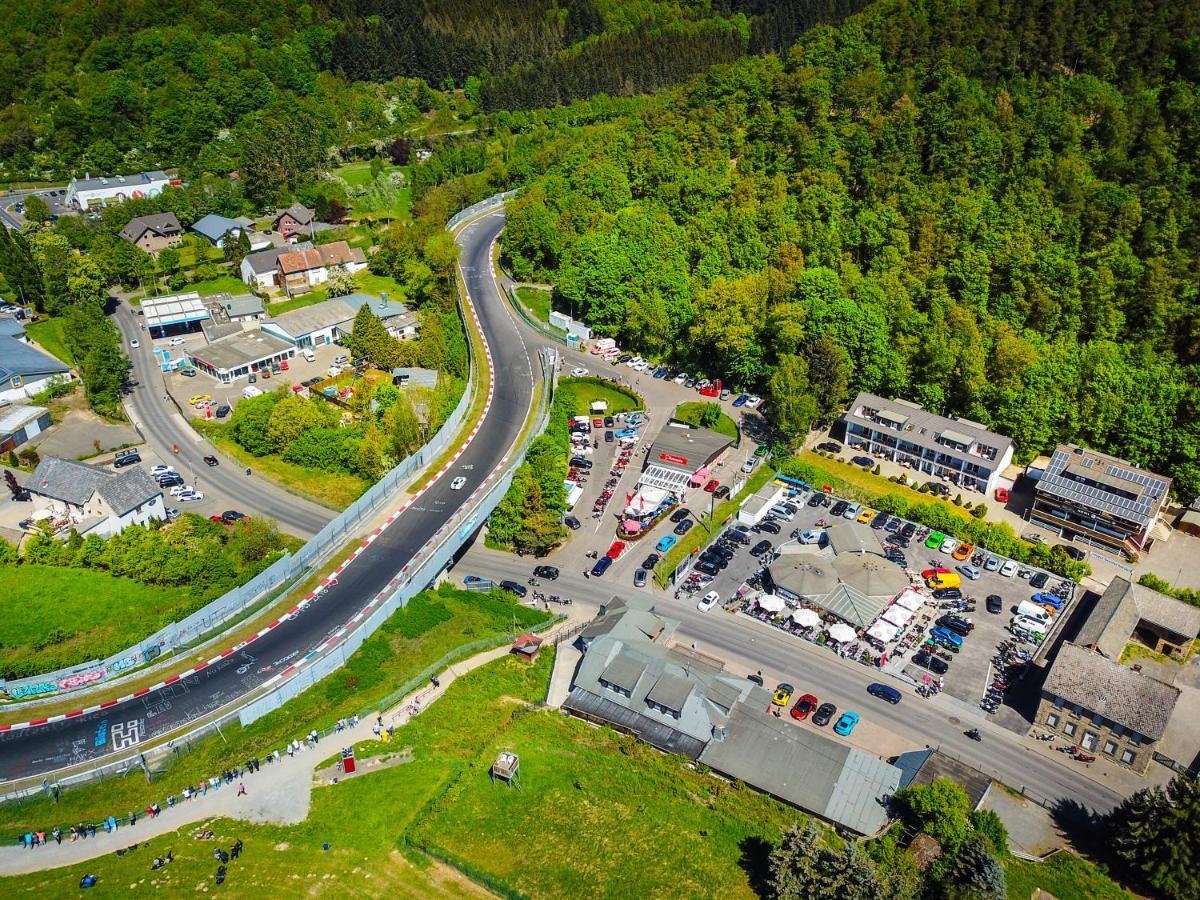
[1004,851,1133,900]
[24,318,73,365]
[514,286,551,323]
[266,271,407,315]
[0,568,195,680]
[562,375,642,415]
[185,274,245,297]
[193,421,368,510]
[675,399,739,442]
[655,465,776,586]
[0,586,550,836]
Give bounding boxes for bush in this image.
[971,503,987,519]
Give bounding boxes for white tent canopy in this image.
[867,621,899,643]
[894,589,925,612]
[826,622,857,643]
[791,608,821,627]
[757,593,786,614]
[881,605,914,628]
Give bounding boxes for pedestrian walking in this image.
[129,811,137,826]
[237,783,246,797]
[53,827,61,845]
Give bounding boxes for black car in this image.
[816,441,842,453]
[807,493,825,507]
[830,500,849,517]
[900,522,917,538]
[884,551,907,566]
[698,553,727,570]
[851,456,873,468]
[604,416,614,428]
[931,587,963,601]
[533,565,559,580]
[499,580,528,598]
[756,520,781,535]
[811,702,837,726]
[214,404,231,418]
[670,508,691,523]
[158,475,184,487]
[570,456,593,470]
[913,651,950,675]
[750,540,773,557]
[746,672,764,686]
[885,534,909,548]
[564,515,581,530]
[714,485,730,499]
[203,455,219,466]
[1056,544,1086,561]
[871,511,890,529]
[727,530,750,545]
[641,553,661,570]
[708,545,735,560]
[113,449,141,468]
[1030,572,1050,589]
[604,430,614,443]
[986,594,1003,614]
[694,560,721,576]
[674,519,694,536]
[937,615,973,636]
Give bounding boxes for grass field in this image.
[193,421,368,510]
[267,271,406,316]
[0,567,195,679]
[514,286,552,323]
[334,161,413,221]
[675,400,739,442]
[24,318,73,364]
[185,274,246,297]
[1005,851,1132,900]
[561,376,642,416]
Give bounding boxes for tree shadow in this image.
[1051,796,1108,858]
[738,834,774,899]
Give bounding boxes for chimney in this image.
[380,291,388,306]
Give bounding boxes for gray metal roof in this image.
[68,170,168,194]
[649,425,733,472]
[831,554,908,601]
[243,241,314,275]
[0,335,70,382]
[699,703,900,834]
[1044,642,1179,739]
[28,456,161,515]
[187,331,293,372]
[191,214,242,242]
[0,316,26,338]
[844,391,1012,469]
[0,403,47,436]
[266,299,356,338]
[275,202,314,226]
[600,652,646,693]
[827,521,882,556]
[579,595,676,646]
[220,294,265,318]
[562,688,709,760]
[893,749,992,810]
[646,672,694,713]
[339,293,413,323]
[1035,445,1170,527]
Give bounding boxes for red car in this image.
[606,540,626,559]
[280,359,289,371]
[593,417,604,428]
[995,487,1010,503]
[703,479,719,493]
[699,378,722,397]
[790,693,819,721]
[921,566,952,580]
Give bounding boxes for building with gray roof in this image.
[1032,445,1172,553]
[892,749,993,810]
[842,392,1014,495]
[27,456,165,538]
[0,404,50,453]
[118,212,182,256]
[186,330,294,384]
[1037,641,1180,774]
[0,335,71,404]
[239,241,315,290]
[1075,576,1200,660]
[65,170,170,211]
[766,541,905,629]
[639,424,734,496]
[0,315,28,340]
[827,521,883,556]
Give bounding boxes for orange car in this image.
[951,543,973,560]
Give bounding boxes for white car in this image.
[130,339,140,349]
[939,537,958,554]
[697,591,720,613]
[744,395,761,408]
[450,476,467,490]
[150,464,175,476]
[798,529,824,545]
[168,337,186,347]
[177,490,203,502]
[633,360,649,371]
[164,507,180,520]
[673,373,687,385]
[983,556,1001,572]
[626,356,642,368]
[999,559,1018,578]
[168,484,195,497]
[570,367,588,377]
[328,365,342,377]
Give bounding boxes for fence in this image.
[445,190,516,232]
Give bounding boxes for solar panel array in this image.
[1037,447,1169,524]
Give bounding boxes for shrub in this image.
[971,503,987,519]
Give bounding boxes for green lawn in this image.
[561,375,642,415]
[334,161,413,221]
[24,318,73,364]
[675,399,740,442]
[185,274,245,297]
[515,286,552,323]
[0,567,196,679]
[193,421,369,510]
[266,271,406,316]
[1005,852,1132,900]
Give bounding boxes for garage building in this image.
[638,425,733,497]
[0,404,50,452]
[186,331,294,384]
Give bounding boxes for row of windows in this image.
[1044,713,1137,765]
[1051,697,1144,744]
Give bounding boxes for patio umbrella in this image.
[826,622,857,644]
[791,608,821,627]
[622,519,643,533]
[867,621,899,643]
[894,589,925,612]
[881,605,913,628]
[757,593,786,613]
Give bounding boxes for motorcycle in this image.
[965,728,982,741]
[1075,752,1096,763]
[1036,733,1056,742]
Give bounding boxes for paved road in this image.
[457,546,1126,816]
[112,299,336,537]
[0,212,538,783]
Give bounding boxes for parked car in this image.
[925,531,946,549]
[771,683,794,707]
[816,441,841,453]
[913,651,949,674]
[499,580,528,598]
[703,479,720,493]
[713,485,730,499]
[732,394,749,408]
[843,502,862,520]
[656,534,677,553]
[884,550,907,566]
[149,464,174,476]
[834,711,860,735]
[697,591,720,612]
[1030,572,1050,589]
[674,519,694,536]
[533,565,559,580]
[756,520,780,535]
[857,507,876,524]
[938,537,958,554]
[901,522,917,539]
[113,449,141,468]
[750,540,773,557]
[830,500,849,517]
[564,515,581,530]
[952,543,973,560]
[999,559,1018,577]
[983,556,1001,572]
[798,529,824,545]
[986,594,1003,614]
[851,456,873,469]
[922,567,952,580]
[1056,543,1087,561]
[927,572,962,590]
[957,564,981,580]
[694,560,721,576]
[790,694,819,721]
[670,507,691,523]
[931,587,963,601]
[180,368,197,378]
[812,702,837,727]
[641,553,660,570]
[590,556,613,576]
[177,490,203,502]
[995,487,1010,503]
[634,568,648,588]
[929,626,963,648]
[937,615,974,636]
[1031,591,1065,609]
[606,540,626,559]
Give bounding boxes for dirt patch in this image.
[275,842,291,852]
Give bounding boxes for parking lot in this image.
[663,480,1076,730]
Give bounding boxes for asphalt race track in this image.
[0,212,535,782]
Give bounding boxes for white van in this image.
[242,385,263,399]
[301,348,316,362]
[1016,601,1051,623]
[1012,615,1048,635]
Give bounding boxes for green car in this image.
[925,531,946,550]
[754,444,770,458]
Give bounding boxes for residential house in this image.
[317,240,368,274]
[1075,576,1200,661]
[0,335,71,404]
[191,214,242,248]
[26,456,165,538]
[65,170,171,210]
[1030,445,1172,555]
[273,203,319,240]
[0,404,50,453]
[277,247,327,297]
[842,392,1014,495]
[339,293,417,339]
[239,241,314,291]
[118,213,183,256]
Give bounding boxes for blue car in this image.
[732,394,749,407]
[656,534,677,553]
[834,711,859,736]
[1031,592,1064,609]
[591,556,613,577]
[615,429,639,440]
[653,367,668,379]
[867,682,902,704]
[929,626,963,647]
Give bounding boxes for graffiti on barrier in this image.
[6,681,57,700]
[142,644,162,665]
[58,668,106,692]
[109,655,138,674]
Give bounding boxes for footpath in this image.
[0,615,583,877]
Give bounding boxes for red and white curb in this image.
[0,237,506,734]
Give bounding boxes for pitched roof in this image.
[1035,444,1171,527]
[119,212,182,243]
[0,335,70,381]
[0,316,26,339]
[274,202,314,226]
[264,298,356,338]
[317,241,367,267]
[579,595,676,646]
[1044,642,1180,739]
[68,171,168,194]
[892,749,992,810]
[191,214,242,242]
[648,425,733,471]
[827,521,883,556]
[242,241,314,275]
[277,248,324,274]
[28,456,161,516]
[219,294,265,318]
[0,404,47,437]
[339,293,413,323]
[1077,577,1200,659]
